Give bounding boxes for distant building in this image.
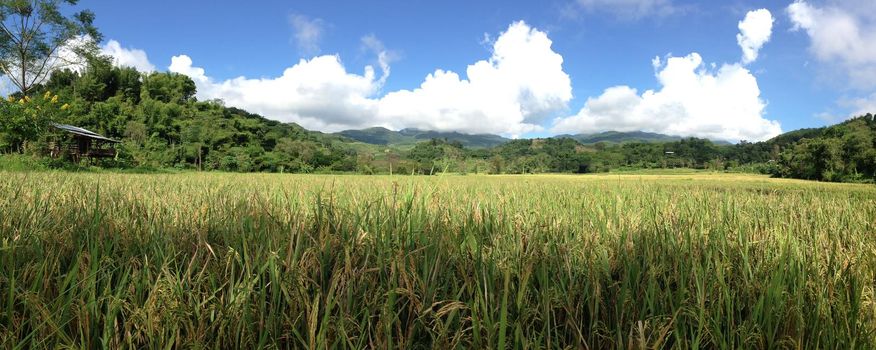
[48,123,121,162]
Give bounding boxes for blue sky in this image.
[79,0,876,141]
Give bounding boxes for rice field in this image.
[1,171,875,348]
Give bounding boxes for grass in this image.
[1,171,874,348]
[0,154,47,172]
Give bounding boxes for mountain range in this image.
[335,127,511,148]
[554,131,684,144]
[336,128,705,148]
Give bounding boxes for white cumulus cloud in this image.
[737,9,774,64]
[788,0,876,118]
[169,53,382,131]
[552,53,781,142]
[375,21,572,136]
[550,9,782,142]
[168,21,572,136]
[101,40,156,72]
[788,0,876,88]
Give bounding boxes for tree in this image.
[0,90,65,152]
[356,152,374,174]
[780,138,843,181]
[141,72,196,103]
[116,66,141,103]
[73,56,118,102]
[489,155,504,174]
[0,0,100,95]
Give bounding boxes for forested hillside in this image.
[554,131,683,144]
[336,127,509,148]
[0,57,874,182]
[773,116,876,181]
[0,57,369,172]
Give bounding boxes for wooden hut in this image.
[48,123,120,162]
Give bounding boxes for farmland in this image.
[1,172,875,348]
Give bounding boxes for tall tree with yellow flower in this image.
[0,90,64,152]
[0,0,101,96]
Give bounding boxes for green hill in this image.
[336,127,509,148]
[0,57,374,173]
[554,131,682,144]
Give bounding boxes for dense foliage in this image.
[775,116,876,182]
[0,57,874,182]
[411,117,876,183]
[0,57,363,172]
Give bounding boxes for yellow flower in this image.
[24,96,30,102]
[18,98,24,104]
[61,103,69,110]
[51,95,58,103]
[43,91,51,100]
[6,95,13,102]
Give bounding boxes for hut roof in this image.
[51,123,121,143]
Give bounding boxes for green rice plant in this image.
[0,171,874,348]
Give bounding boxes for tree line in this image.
[0,54,873,182]
[0,1,874,182]
[0,55,874,182]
